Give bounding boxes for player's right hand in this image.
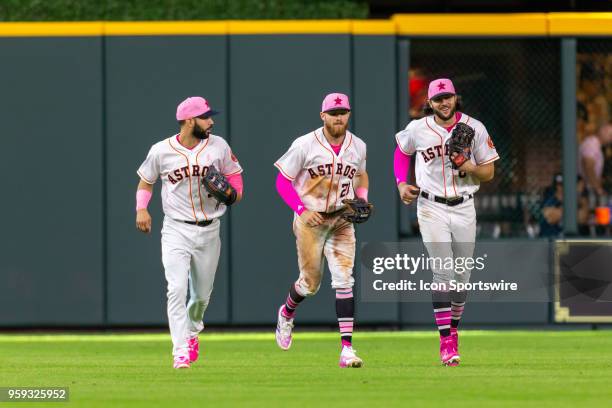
[136,209,152,233]
[300,210,324,227]
[398,183,420,205]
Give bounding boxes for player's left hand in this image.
[451,153,477,173]
[341,198,373,224]
[202,165,237,206]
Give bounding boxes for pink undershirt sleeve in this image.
[394,146,411,185]
[226,173,244,196]
[276,172,306,215]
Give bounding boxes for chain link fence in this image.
[575,39,612,237]
[407,39,561,238]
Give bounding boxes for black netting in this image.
[575,39,612,237]
[407,39,561,238]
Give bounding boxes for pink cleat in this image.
[451,331,460,352]
[188,336,199,363]
[339,345,363,368]
[276,306,294,350]
[440,336,460,366]
[173,355,190,369]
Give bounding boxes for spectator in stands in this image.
[579,123,612,195]
[577,62,608,136]
[409,68,428,119]
[540,174,563,237]
[540,174,590,237]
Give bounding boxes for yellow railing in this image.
[0,13,609,37]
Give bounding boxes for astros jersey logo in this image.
[167,164,209,185]
[421,143,452,163]
[307,163,357,179]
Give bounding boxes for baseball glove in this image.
[447,122,475,169]
[202,165,237,206]
[341,198,373,224]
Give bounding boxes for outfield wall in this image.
[0,14,609,327]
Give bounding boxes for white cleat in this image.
[339,346,363,368]
[275,306,294,350]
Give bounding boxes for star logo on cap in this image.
[437,82,446,91]
[334,97,343,105]
[204,100,210,108]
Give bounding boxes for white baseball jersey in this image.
[137,134,242,222]
[275,127,367,213]
[395,113,499,197]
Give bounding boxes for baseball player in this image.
[135,96,243,369]
[274,93,372,368]
[394,78,498,366]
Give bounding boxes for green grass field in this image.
[2,330,612,407]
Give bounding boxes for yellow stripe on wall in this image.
[549,12,612,36]
[352,20,396,35]
[393,13,549,36]
[0,22,103,37]
[228,20,352,35]
[105,21,227,36]
[0,13,609,37]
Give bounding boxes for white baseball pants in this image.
[417,197,476,285]
[161,217,221,358]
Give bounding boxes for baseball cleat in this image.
[173,355,190,369]
[440,336,460,366]
[451,332,460,359]
[339,346,363,368]
[276,306,294,350]
[188,336,199,363]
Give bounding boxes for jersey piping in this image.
[168,138,198,222]
[314,130,336,213]
[195,138,211,221]
[137,170,155,185]
[425,117,448,197]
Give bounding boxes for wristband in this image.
[136,189,152,211]
[355,187,368,201]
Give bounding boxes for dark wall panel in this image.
[105,36,230,324]
[352,35,400,324]
[229,35,352,324]
[0,38,104,325]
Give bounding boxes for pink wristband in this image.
[136,189,152,211]
[355,187,368,201]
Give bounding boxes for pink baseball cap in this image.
[176,96,219,120]
[321,93,351,113]
[427,78,456,100]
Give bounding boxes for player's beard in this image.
[432,103,456,122]
[325,121,348,139]
[193,123,211,140]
